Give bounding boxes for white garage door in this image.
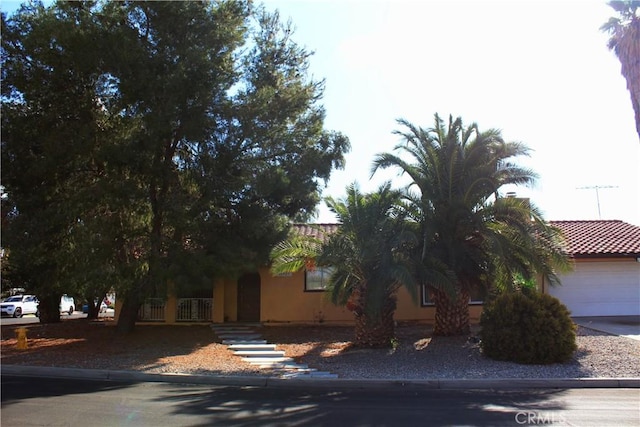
[548,261,640,317]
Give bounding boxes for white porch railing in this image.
[176,298,213,322]
[138,298,166,321]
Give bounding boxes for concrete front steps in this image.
[210,324,338,379]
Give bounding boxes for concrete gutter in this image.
[2,365,639,390]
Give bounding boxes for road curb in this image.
[2,365,639,390]
[263,377,640,390]
[0,365,268,387]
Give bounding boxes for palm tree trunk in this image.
[353,296,397,348]
[432,288,470,336]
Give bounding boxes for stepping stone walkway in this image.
[210,324,338,379]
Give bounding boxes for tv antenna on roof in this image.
[576,185,618,219]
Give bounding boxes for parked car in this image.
[59,295,75,315]
[82,299,108,314]
[0,295,39,318]
[104,294,116,308]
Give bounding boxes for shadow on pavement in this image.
[1,375,132,406]
[154,384,569,427]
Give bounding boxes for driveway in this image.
[573,316,640,341]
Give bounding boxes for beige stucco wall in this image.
[212,278,225,323]
[222,278,238,322]
[122,267,484,325]
[256,268,484,325]
[259,269,353,323]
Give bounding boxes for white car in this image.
[59,295,75,315]
[0,295,39,318]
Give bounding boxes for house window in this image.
[421,286,435,306]
[305,267,334,292]
[469,287,486,305]
[420,285,485,307]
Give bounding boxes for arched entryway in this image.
[237,272,261,322]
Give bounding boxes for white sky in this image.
[2,0,638,225]
[262,0,640,226]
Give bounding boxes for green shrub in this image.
[480,288,577,364]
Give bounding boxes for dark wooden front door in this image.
[237,272,261,322]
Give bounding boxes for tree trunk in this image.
[432,287,470,336]
[38,293,61,324]
[116,292,141,334]
[353,296,397,348]
[85,299,100,320]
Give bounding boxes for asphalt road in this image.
[2,376,639,426]
[0,310,115,326]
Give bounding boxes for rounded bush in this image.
[480,288,577,364]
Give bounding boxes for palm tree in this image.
[320,182,417,347]
[373,114,570,336]
[270,228,324,275]
[601,1,640,141]
[270,182,417,347]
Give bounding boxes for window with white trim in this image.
[469,287,486,305]
[421,286,435,306]
[305,267,334,291]
[420,285,486,306]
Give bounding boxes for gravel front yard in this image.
[261,324,640,380]
[1,320,639,380]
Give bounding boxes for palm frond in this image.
[269,228,323,275]
[374,113,571,310]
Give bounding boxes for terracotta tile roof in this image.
[550,220,640,258]
[294,221,640,258]
[292,223,339,243]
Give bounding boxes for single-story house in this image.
[121,219,640,325]
[542,220,640,317]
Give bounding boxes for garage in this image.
[545,220,640,317]
[548,260,640,317]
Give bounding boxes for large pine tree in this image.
[1,1,349,331]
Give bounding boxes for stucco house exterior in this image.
[124,219,640,325]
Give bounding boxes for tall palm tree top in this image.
[601,1,640,48]
[601,1,640,141]
[371,113,569,290]
[372,114,537,207]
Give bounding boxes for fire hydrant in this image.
[15,327,28,350]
